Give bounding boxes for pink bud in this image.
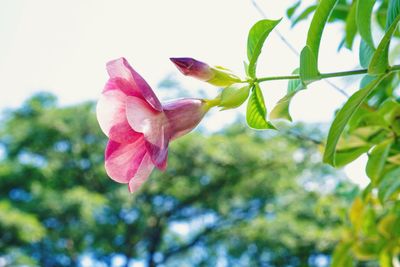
[170,57,213,81]
[170,57,241,86]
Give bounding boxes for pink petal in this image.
[107,58,163,111]
[105,137,147,183]
[163,98,206,140]
[128,153,155,193]
[126,96,169,169]
[103,77,141,98]
[96,88,141,143]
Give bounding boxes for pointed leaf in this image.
[335,146,370,167]
[291,5,317,27]
[246,85,275,129]
[270,68,304,121]
[306,0,339,57]
[378,167,400,202]
[386,0,400,30]
[300,46,320,85]
[247,19,281,78]
[366,140,393,184]
[287,1,301,18]
[331,242,354,267]
[323,74,388,166]
[368,14,400,75]
[359,40,376,68]
[357,0,377,48]
[345,0,358,49]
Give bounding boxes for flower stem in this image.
[255,64,400,83]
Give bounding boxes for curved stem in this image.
[255,64,400,83]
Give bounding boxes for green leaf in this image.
[331,242,354,267]
[269,92,296,121]
[247,19,281,78]
[246,84,275,129]
[244,61,250,77]
[356,0,377,48]
[359,41,376,68]
[219,85,250,110]
[306,0,339,57]
[291,5,317,27]
[270,68,304,121]
[378,167,400,202]
[386,0,400,30]
[368,14,400,75]
[323,74,388,166]
[335,146,370,167]
[287,1,301,18]
[379,250,394,267]
[345,0,358,49]
[366,140,393,184]
[300,46,320,85]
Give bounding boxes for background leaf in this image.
[291,5,317,27]
[359,40,376,68]
[386,0,400,30]
[246,84,275,129]
[324,74,388,166]
[345,0,358,49]
[247,19,281,78]
[287,1,301,19]
[356,0,376,48]
[378,167,400,202]
[366,140,393,184]
[368,14,400,75]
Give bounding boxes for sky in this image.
[0,0,369,186]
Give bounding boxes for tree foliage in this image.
[0,94,354,266]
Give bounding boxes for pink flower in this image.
[97,58,209,192]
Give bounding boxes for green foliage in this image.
[0,93,353,266]
[369,14,400,74]
[247,19,281,78]
[219,84,250,110]
[356,0,376,48]
[270,68,303,121]
[306,0,339,58]
[300,45,320,85]
[246,84,275,129]
[324,74,388,166]
[345,0,358,49]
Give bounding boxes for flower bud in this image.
[170,57,241,87]
[219,85,250,110]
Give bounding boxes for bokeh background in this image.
[0,0,373,266]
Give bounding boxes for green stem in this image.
[256,64,400,83]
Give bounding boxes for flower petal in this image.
[107,58,163,111]
[96,88,141,143]
[128,153,155,193]
[163,98,206,140]
[105,137,147,184]
[126,96,169,169]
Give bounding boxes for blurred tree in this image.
[0,93,356,266]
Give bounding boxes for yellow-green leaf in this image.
[246,85,275,130]
[368,14,400,75]
[247,19,281,78]
[323,74,388,166]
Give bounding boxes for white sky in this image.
[0,0,369,187]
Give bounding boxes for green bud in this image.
[207,66,242,87]
[219,85,250,110]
